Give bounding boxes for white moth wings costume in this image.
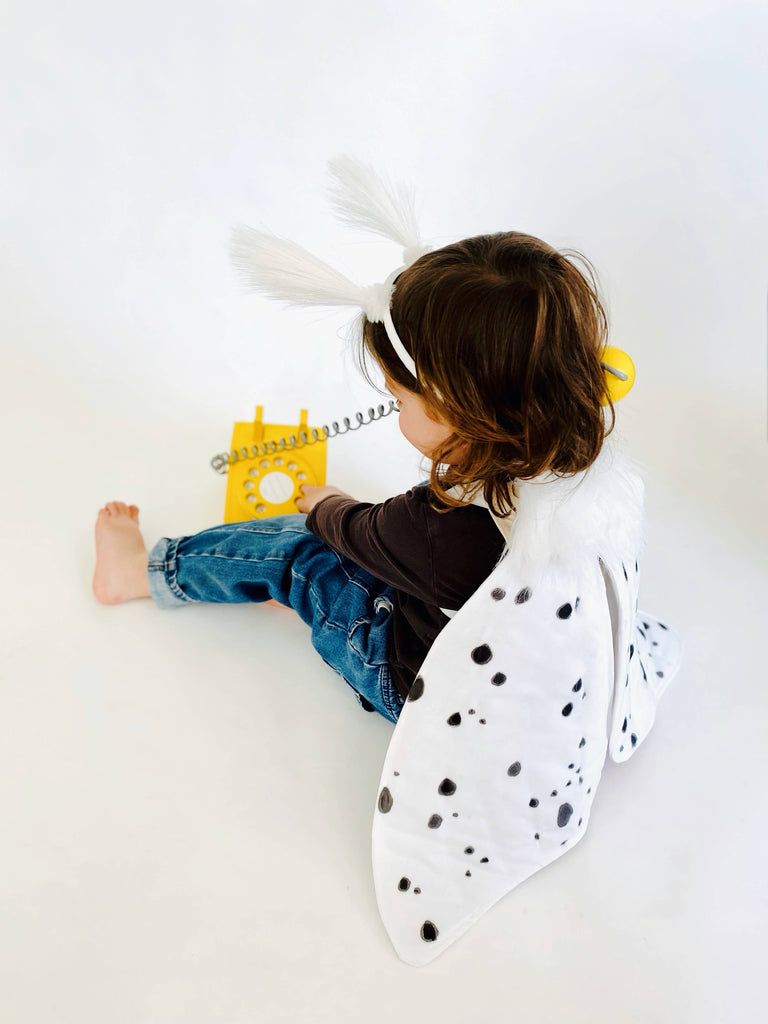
[372,446,682,965]
[232,158,683,965]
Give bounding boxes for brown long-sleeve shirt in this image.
[306,486,506,700]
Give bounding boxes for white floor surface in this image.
[1,3,766,1021]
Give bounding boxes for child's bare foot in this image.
[93,502,151,604]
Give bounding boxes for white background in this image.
[1,1,766,1021]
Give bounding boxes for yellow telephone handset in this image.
[223,407,327,523]
[601,346,635,406]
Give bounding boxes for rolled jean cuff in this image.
[147,536,194,609]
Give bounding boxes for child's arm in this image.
[295,484,353,515]
[303,487,505,610]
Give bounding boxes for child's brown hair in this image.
[360,231,614,516]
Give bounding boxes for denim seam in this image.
[147,537,196,606]
[380,664,401,722]
[235,524,310,537]
[180,553,292,566]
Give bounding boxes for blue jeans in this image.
[146,515,404,723]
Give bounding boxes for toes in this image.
[100,502,139,521]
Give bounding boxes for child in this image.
[93,161,681,964]
[93,230,611,726]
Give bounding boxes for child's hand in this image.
[295,484,353,515]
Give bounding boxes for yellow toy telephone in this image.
[219,407,326,523]
[211,403,399,523]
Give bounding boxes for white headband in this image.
[231,157,430,379]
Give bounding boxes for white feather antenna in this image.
[230,226,367,310]
[327,156,429,264]
[230,159,426,374]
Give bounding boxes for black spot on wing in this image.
[408,676,424,701]
[558,803,574,827]
[471,644,493,665]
